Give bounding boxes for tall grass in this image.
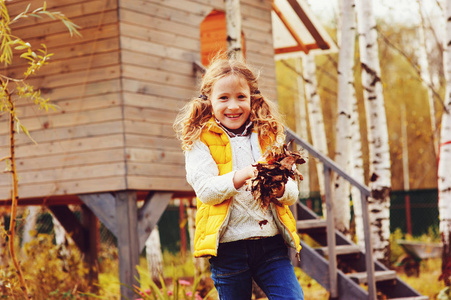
[1,228,445,299]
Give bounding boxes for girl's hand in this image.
[233,165,256,189]
[274,182,285,198]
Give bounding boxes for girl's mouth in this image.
[225,114,241,118]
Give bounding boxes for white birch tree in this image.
[439,0,451,286]
[356,0,392,265]
[145,226,163,282]
[53,216,66,246]
[21,206,40,255]
[303,54,328,204]
[349,87,366,249]
[294,59,310,199]
[334,0,356,236]
[224,0,243,61]
[418,0,439,156]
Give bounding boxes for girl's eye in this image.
[219,96,228,100]
[238,95,247,99]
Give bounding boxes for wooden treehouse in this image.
[0,0,427,299]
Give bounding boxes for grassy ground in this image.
[94,251,443,300]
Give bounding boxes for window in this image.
[200,10,245,66]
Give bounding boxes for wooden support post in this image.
[49,205,100,290]
[324,166,338,299]
[361,191,376,300]
[81,205,100,288]
[138,192,172,251]
[115,191,140,300]
[48,205,86,252]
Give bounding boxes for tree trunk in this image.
[303,54,328,207]
[145,226,163,282]
[294,59,310,199]
[53,216,67,246]
[224,0,243,61]
[356,0,392,266]
[333,0,356,237]
[349,86,366,249]
[21,206,40,255]
[439,0,451,287]
[418,0,439,156]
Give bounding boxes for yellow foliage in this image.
[0,234,90,299]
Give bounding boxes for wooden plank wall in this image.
[0,0,125,200]
[120,0,278,192]
[0,0,279,201]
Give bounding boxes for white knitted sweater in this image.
[185,132,299,243]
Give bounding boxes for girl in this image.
[174,57,304,300]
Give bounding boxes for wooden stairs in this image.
[295,202,428,299]
[285,128,428,300]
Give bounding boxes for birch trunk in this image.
[145,226,163,282]
[334,0,356,236]
[21,206,40,255]
[294,59,310,199]
[350,87,366,249]
[53,216,66,246]
[357,0,392,265]
[418,0,439,156]
[224,0,243,61]
[439,0,451,286]
[303,54,328,206]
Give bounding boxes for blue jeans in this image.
[209,235,304,300]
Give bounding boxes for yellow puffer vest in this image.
[193,119,301,258]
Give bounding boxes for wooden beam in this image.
[286,0,330,50]
[272,2,308,53]
[0,195,82,206]
[138,192,172,251]
[48,205,86,252]
[274,43,320,55]
[81,205,100,289]
[78,193,118,237]
[115,191,140,300]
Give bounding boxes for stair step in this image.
[389,297,429,300]
[297,219,327,230]
[315,244,361,256]
[348,270,397,284]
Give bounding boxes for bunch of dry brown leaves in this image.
[250,141,306,210]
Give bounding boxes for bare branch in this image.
[0,156,11,162]
[376,28,447,113]
[280,59,337,97]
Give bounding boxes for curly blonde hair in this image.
[173,57,285,151]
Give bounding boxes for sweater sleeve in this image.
[276,177,299,206]
[185,140,238,205]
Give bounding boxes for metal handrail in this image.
[285,128,370,196]
[285,128,377,300]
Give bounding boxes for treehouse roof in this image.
[272,0,337,58]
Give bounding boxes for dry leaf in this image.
[250,141,306,210]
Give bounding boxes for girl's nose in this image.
[228,99,239,109]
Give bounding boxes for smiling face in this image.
[210,74,251,133]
